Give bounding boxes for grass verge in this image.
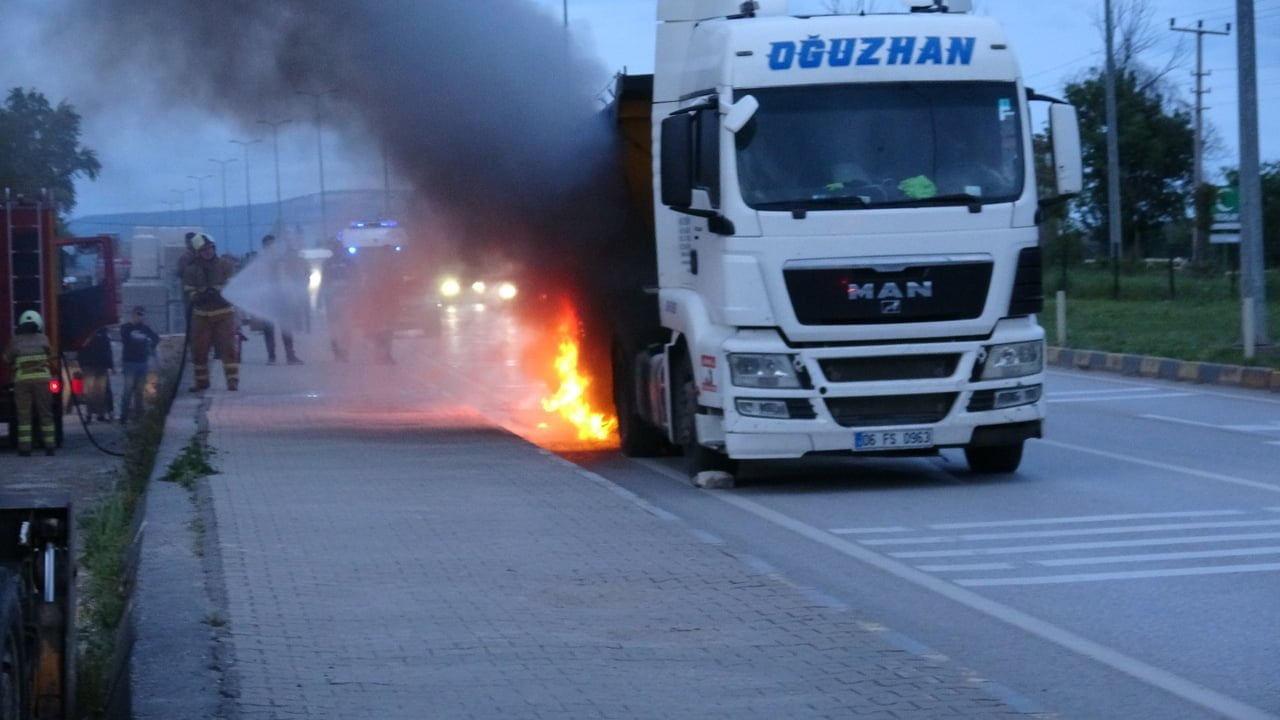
[1042,267,1280,370]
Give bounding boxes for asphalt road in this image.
[423,304,1280,720]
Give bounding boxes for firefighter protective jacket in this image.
[182,255,236,316]
[3,332,53,382]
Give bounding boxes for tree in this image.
[0,88,101,214]
[1063,67,1194,261]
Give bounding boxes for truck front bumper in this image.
[698,325,1046,460]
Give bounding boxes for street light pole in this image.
[1104,0,1123,300]
[186,174,213,230]
[297,89,337,245]
[256,118,291,233]
[169,187,192,226]
[209,158,238,253]
[1236,0,1270,349]
[231,138,262,251]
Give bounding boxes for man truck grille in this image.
[819,354,960,383]
[784,261,992,325]
[824,393,957,428]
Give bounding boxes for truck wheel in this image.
[964,442,1024,474]
[673,366,735,477]
[0,569,27,720]
[613,345,670,458]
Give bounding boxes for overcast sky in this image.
[1,0,1276,221]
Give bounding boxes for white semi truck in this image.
[609,0,1083,482]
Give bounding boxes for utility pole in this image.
[296,89,337,246]
[170,187,192,227]
[209,158,238,253]
[563,0,568,27]
[1104,0,1123,299]
[1236,0,1269,349]
[1170,18,1231,267]
[231,138,262,251]
[257,118,291,233]
[186,174,213,230]
[382,140,392,218]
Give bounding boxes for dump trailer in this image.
[610,0,1083,481]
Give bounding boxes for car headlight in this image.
[729,353,801,389]
[979,341,1043,380]
[497,282,518,301]
[439,278,461,297]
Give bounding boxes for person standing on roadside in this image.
[2,310,56,456]
[119,306,160,423]
[260,234,304,365]
[79,326,114,422]
[182,233,239,391]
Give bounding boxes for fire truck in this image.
[609,0,1083,482]
[0,191,114,716]
[2,192,118,449]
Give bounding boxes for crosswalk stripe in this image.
[1036,546,1280,567]
[956,562,1280,587]
[862,518,1280,546]
[890,531,1280,559]
[929,509,1244,530]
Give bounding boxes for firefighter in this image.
[182,232,239,391]
[2,310,56,456]
[321,238,357,361]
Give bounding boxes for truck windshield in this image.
[735,82,1024,211]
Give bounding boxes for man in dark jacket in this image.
[79,326,114,422]
[119,306,161,422]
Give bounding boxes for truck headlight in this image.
[440,278,461,297]
[978,341,1043,380]
[729,353,801,389]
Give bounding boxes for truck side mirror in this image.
[660,114,694,209]
[1049,104,1083,198]
[723,95,758,134]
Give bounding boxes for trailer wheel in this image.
[0,569,27,720]
[964,442,1024,474]
[673,363,736,477]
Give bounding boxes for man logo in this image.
[881,300,902,314]
[846,281,933,301]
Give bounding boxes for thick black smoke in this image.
[60,0,657,391]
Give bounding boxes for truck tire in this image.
[964,442,1024,474]
[673,362,736,477]
[0,569,27,720]
[612,344,671,458]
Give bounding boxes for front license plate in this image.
[854,429,933,451]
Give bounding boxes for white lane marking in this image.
[1047,368,1280,406]
[829,526,912,535]
[890,532,1280,559]
[1037,546,1280,567]
[634,458,1278,720]
[930,509,1245,530]
[1142,414,1280,434]
[862,519,1280,546]
[1049,387,1162,396]
[916,562,1015,572]
[1037,438,1280,494]
[1048,393,1194,404]
[957,562,1280,587]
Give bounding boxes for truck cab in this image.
[614,0,1082,480]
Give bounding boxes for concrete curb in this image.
[128,393,223,720]
[1047,346,1280,393]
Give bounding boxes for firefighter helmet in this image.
[190,232,215,251]
[18,310,44,331]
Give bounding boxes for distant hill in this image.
[67,189,414,256]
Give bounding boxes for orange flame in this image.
[540,313,617,442]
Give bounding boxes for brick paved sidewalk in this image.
[154,334,1046,719]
